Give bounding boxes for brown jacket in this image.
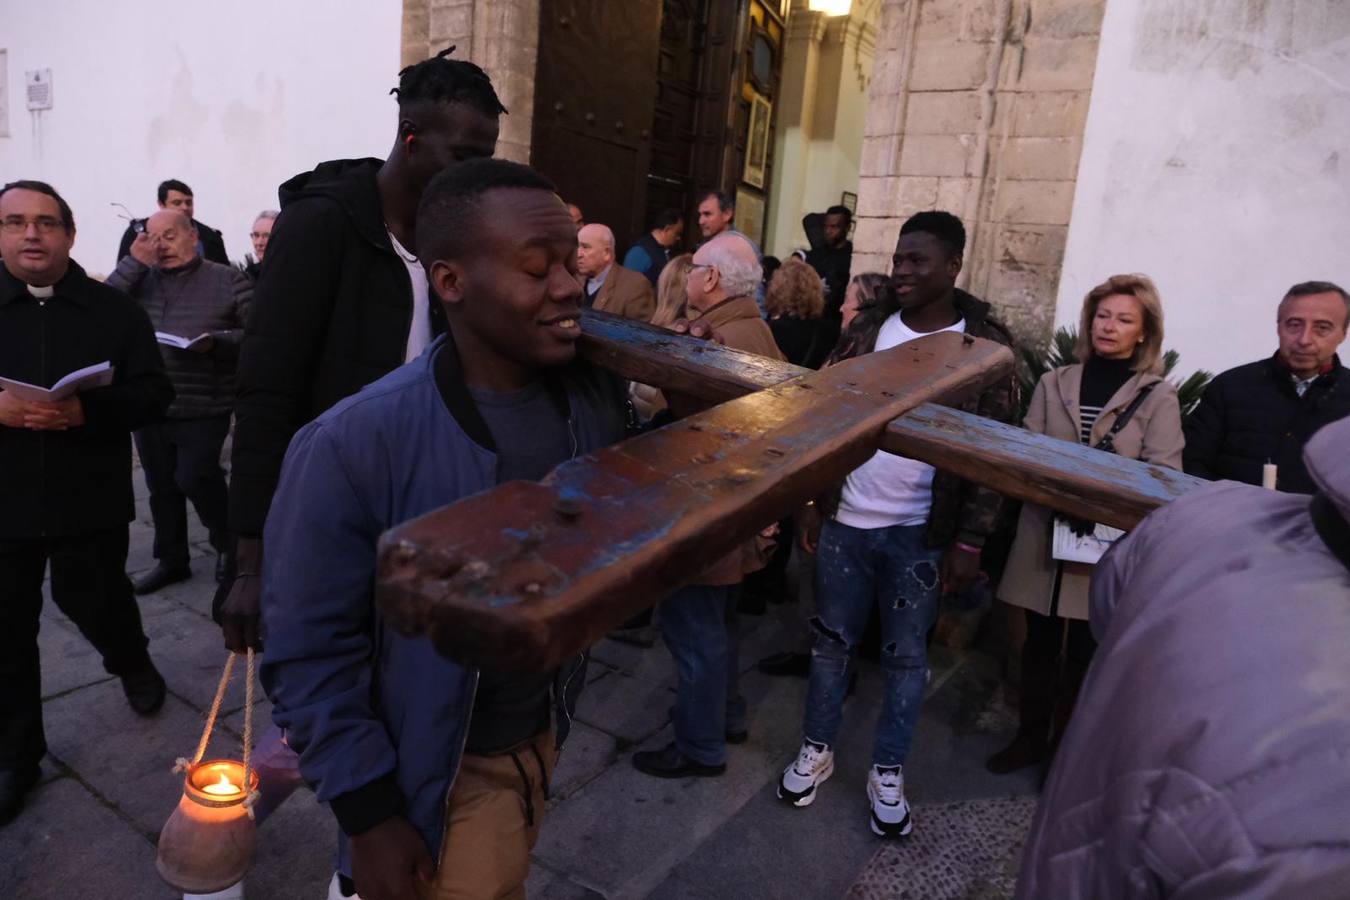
[1000,364,1184,620]
[688,294,784,585]
[584,264,655,322]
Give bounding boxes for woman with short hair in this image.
[765,258,828,368]
[988,273,1185,776]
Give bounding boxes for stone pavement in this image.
[2,463,1041,899]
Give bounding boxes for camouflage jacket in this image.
[823,288,1020,549]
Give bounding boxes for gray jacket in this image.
[1016,417,1350,898]
[107,255,251,419]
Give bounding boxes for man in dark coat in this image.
[0,180,175,826]
[1184,281,1349,493]
[107,209,252,593]
[115,178,229,267]
[805,205,854,350]
[219,48,504,653]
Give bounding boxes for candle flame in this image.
[202,773,239,796]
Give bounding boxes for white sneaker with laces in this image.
[867,764,913,837]
[777,740,835,807]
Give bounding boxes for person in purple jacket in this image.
[259,159,626,900]
[1018,414,1350,898]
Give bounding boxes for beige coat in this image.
[1000,364,1184,620]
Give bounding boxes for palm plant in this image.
[1017,326,1212,420]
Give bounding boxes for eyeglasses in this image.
[1,216,66,235]
[249,232,270,240]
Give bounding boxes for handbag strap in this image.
[1092,383,1156,451]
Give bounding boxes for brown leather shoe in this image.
[985,733,1049,775]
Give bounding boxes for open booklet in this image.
[1051,517,1125,565]
[0,361,115,402]
[155,331,214,351]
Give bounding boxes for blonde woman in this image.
[631,254,694,421]
[988,274,1185,776]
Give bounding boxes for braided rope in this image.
[171,653,260,818]
[242,648,259,817]
[173,652,237,775]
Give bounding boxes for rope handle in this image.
[172,649,260,817]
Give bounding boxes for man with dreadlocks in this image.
[219,48,504,653]
[210,49,502,900]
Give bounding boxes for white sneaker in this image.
[777,740,834,807]
[867,765,913,837]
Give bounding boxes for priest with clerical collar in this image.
[0,179,175,827]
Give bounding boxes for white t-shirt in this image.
[835,312,967,529]
[389,229,432,363]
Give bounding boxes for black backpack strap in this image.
[1093,383,1157,453]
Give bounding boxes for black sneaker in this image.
[0,764,41,827]
[632,743,725,778]
[757,651,810,677]
[121,664,166,716]
[133,563,191,595]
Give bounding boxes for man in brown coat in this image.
[576,223,655,322]
[632,232,783,779]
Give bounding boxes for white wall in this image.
[1057,0,1350,376]
[765,12,875,259]
[0,0,403,277]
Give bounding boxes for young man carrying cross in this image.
[778,211,1018,836]
[259,160,627,900]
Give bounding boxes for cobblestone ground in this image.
[1,458,1039,899]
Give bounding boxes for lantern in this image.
[156,759,259,893]
[156,650,260,894]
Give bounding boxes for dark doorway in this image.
[531,1,664,245]
[531,0,782,257]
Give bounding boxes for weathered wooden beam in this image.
[377,332,1013,671]
[577,310,1204,529]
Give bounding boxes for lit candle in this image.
[202,773,240,797]
[1262,464,1277,490]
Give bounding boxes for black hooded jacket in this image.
[229,158,445,535]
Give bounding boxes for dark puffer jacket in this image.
[106,255,252,419]
[1183,353,1348,494]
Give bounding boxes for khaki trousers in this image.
[420,730,556,900]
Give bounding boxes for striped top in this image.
[1078,355,1136,446]
[1079,403,1106,444]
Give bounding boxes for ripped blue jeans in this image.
[803,519,942,767]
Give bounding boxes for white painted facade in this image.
[765,4,878,260]
[1057,0,1350,376]
[0,1,403,277]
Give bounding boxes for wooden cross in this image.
[376,311,1203,672]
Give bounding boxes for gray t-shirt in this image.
[464,379,573,754]
[468,380,574,482]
